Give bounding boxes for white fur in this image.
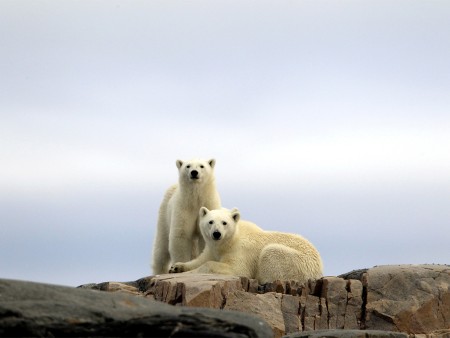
[169,207,323,284]
[152,159,221,274]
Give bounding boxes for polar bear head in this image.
[176,158,216,185]
[199,207,240,244]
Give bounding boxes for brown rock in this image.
[316,297,329,330]
[364,265,450,334]
[315,277,363,330]
[248,278,259,293]
[263,280,286,294]
[321,277,348,329]
[78,281,143,296]
[286,280,304,296]
[300,291,322,331]
[345,279,363,329]
[78,264,450,337]
[224,290,285,338]
[282,294,301,334]
[148,273,243,308]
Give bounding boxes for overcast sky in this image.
[1,1,449,287]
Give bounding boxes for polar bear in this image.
[169,207,323,284]
[152,159,221,275]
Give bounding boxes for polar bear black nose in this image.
[190,170,199,179]
[212,231,221,240]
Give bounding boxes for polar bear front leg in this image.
[169,260,234,275]
[152,238,170,275]
[169,232,193,264]
[169,249,210,273]
[168,215,196,263]
[192,261,234,275]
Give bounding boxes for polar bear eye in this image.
[209,220,214,225]
[222,221,227,225]
[200,165,204,168]
[186,165,190,169]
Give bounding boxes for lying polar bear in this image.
[169,207,323,284]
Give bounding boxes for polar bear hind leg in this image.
[256,243,321,284]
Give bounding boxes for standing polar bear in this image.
[152,159,221,275]
[169,207,323,284]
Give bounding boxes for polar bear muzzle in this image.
[190,170,199,179]
[212,231,222,240]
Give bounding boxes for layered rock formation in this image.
[1,264,447,337]
[80,264,449,338]
[0,279,272,337]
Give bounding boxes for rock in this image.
[147,273,244,307]
[299,284,322,331]
[78,264,450,337]
[320,277,349,329]
[283,329,409,337]
[281,294,301,333]
[293,277,363,332]
[78,281,142,296]
[224,291,285,338]
[362,264,450,334]
[345,278,364,329]
[338,268,368,281]
[0,279,273,338]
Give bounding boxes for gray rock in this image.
[0,279,273,338]
[283,329,408,338]
[338,268,368,280]
[364,264,450,333]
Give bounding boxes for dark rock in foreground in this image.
[0,279,273,338]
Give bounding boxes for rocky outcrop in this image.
[0,278,273,337]
[363,265,449,334]
[2,265,447,337]
[80,264,450,338]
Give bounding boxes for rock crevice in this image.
[78,264,449,338]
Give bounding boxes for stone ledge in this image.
[79,264,450,338]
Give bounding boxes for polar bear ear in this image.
[200,207,210,218]
[176,160,183,169]
[230,208,240,223]
[208,159,216,168]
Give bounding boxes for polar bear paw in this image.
[169,263,185,273]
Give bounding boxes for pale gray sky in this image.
[1,0,449,286]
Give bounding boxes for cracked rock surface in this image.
[10,264,445,338]
[0,278,273,338]
[363,265,450,334]
[78,265,449,338]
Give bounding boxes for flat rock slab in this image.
[0,279,273,338]
[148,273,245,307]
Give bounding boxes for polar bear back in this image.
[235,220,318,254]
[222,219,323,282]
